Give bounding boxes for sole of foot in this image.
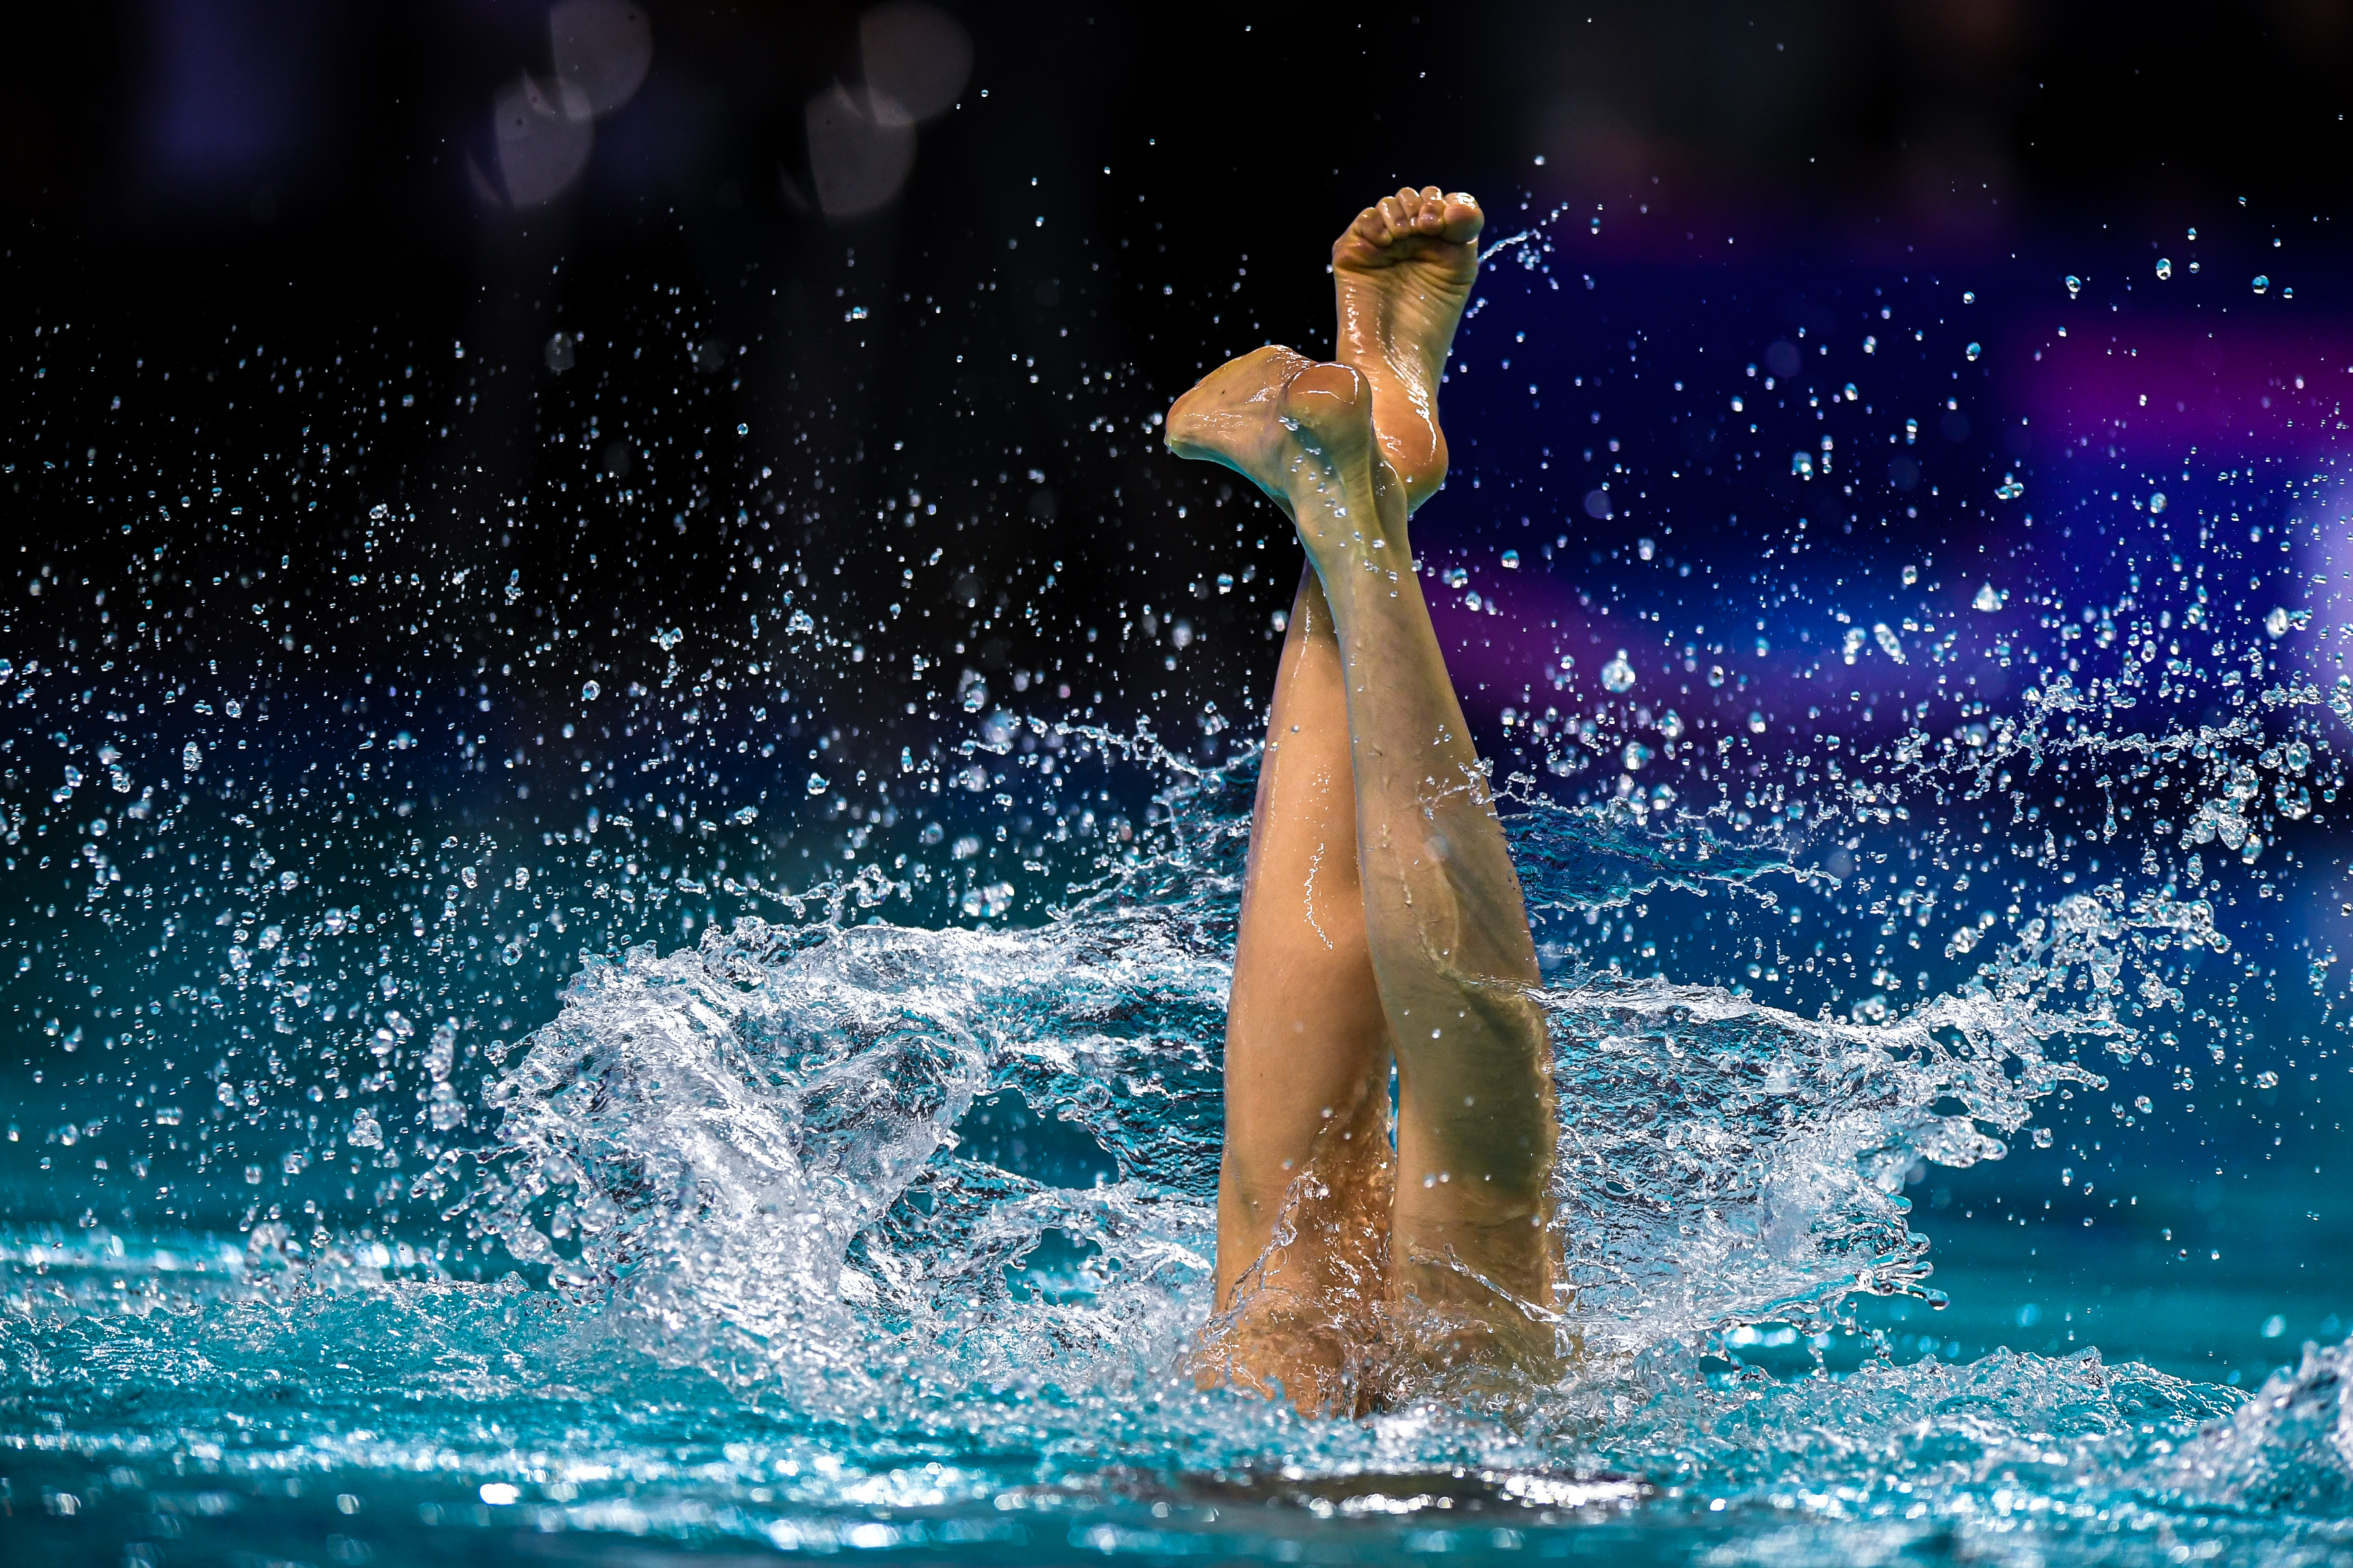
[1165,346,1386,580]
[1332,187,1483,512]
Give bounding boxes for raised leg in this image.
[1170,347,1559,1381]
[1313,470,1557,1369]
[1202,562,1394,1415]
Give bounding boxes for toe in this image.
[1438,193,1483,243]
[1334,206,1384,263]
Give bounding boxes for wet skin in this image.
[1166,193,1560,1413]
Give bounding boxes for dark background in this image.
[9,0,2353,739]
[9,0,2353,800]
[8,0,2353,1385]
[11,0,2353,641]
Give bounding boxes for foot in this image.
[1331,188,1483,512]
[1166,346,1394,583]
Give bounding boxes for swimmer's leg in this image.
[1330,192,1556,1365]
[1328,483,1558,1370]
[1170,349,1558,1372]
[1205,561,1394,1413]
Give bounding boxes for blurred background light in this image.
[550,0,653,120]
[802,83,916,219]
[491,73,595,208]
[483,0,653,208]
[859,0,971,124]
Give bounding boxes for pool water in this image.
[10,204,2353,1565]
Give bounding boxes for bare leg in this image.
[1310,460,1556,1370]
[1203,563,1393,1414]
[1170,347,1558,1376]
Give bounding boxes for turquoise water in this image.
[11,221,2353,1563]
[8,743,2353,1565]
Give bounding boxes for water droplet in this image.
[731,805,758,825]
[1901,564,1919,586]
[1966,341,1983,361]
[807,773,830,796]
[1636,538,1656,562]
[347,1112,383,1149]
[2253,275,2270,294]
[2064,275,2081,298]
[2149,491,2167,513]
[581,680,600,702]
[1973,583,2005,612]
[2155,257,2173,280]
[1791,451,1814,479]
[1600,655,1637,694]
[1500,550,1520,569]
[181,741,201,774]
[2032,1127,2054,1148]
[1746,711,1767,735]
